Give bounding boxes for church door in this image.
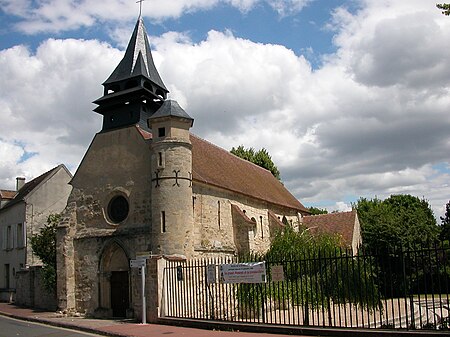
[110,271,129,317]
[99,241,130,318]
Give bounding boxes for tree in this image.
[230,145,281,180]
[440,200,450,241]
[437,3,450,15]
[307,206,328,215]
[355,195,441,298]
[355,194,439,252]
[264,225,380,318]
[30,214,60,293]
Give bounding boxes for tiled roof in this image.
[0,165,69,211]
[191,134,307,212]
[134,125,307,212]
[302,210,357,246]
[0,190,16,200]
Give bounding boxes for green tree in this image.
[437,3,450,15]
[440,200,450,241]
[307,206,328,215]
[355,194,439,252]
[230,145,281,180]
[30,214,60,293]
[265,225,380,314]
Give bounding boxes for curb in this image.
[0,310,128,337]
[158,317,450,337]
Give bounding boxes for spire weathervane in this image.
[136,0,145,17]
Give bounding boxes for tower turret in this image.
[148,100,194,257]
[93,17,168,131]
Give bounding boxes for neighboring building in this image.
[0,165,72,301]
[0,189,16,208]
[56,17,310,318]
[302,210,362,253]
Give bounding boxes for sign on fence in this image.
[219,262,266,284]
[270,265,284,282]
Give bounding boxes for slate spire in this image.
[93,17,169,132]
[104,17,167,93]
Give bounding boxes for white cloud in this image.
[0,38,120,186]
[0,0,313,34]
[0,0,449,220]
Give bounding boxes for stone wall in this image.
[193,183,303,257]
[15,267,56,310]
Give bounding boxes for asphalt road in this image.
[0,315,104,337]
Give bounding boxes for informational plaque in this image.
[270,265,285,282]
[219,262,266,284]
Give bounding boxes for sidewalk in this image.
[0,302,301,337]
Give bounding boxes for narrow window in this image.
[161,211,166,233]
[6,226,11,250]
[218,201,221,229]
[4,264,10,289]
[158,127,166,138]
[17,223,23,248]
[158,152,163,167]
[260,216,264,239]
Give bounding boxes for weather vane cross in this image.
[136,0,145,17]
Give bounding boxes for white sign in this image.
[206,264,216,284]
[136,251,152,259]
[130,259,146,268]
[271,265,285,282]
[219,262,266,284]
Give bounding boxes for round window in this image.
[107,195,129,223]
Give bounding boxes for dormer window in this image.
[158,127,166,138]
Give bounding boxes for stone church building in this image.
[56,17,333,319]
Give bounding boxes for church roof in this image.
[104,17,167,92]
[190,134,308,212]
[149,100,194,125]
[302,210,358,246]
[134,125,307,212]
[0,165,71,211]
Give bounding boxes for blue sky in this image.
[0,0,353,65]
[0,0,449,218]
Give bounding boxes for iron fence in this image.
[163,244,450,331]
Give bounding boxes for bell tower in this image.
[93,17,168,131]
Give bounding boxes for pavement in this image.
[0,302,303,337]
[1,302,447,337]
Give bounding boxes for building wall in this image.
[15,267,56,310]
[57,127,153,314]
[192,182,303,257]
[0,166,71,295]
[25,167,72,266]
[0,203,26,293]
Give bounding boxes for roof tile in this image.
[302,210,357,246]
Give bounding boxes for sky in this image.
[0,0,449,219]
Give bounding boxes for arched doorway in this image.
[99,241,130,317]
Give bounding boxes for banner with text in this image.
[219,262,266,284]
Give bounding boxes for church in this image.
[56,16,357,319]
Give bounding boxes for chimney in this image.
[16,177,25,191]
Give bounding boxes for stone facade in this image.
[192,183,301,256]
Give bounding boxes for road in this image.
[0,315,103,337]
